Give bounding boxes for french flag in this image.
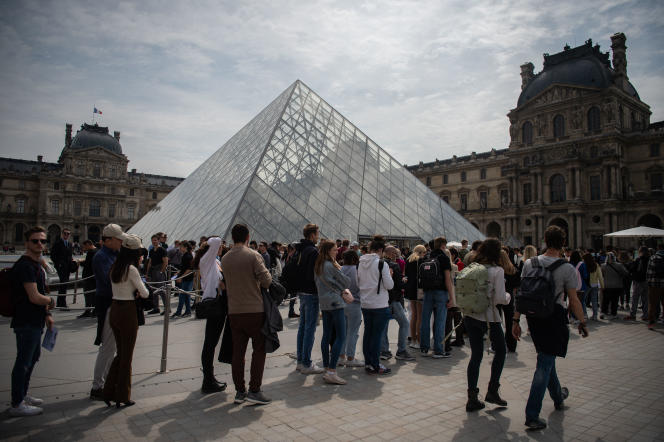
[94,107,102,115]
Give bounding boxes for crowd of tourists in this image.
[6,221,664,431]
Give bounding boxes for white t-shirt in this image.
[521,254,577,308]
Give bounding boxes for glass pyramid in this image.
[128,80,484,244]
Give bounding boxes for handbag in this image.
[195,296,223,319]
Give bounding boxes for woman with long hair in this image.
[103,234,149,408]
[314,240,352,384]
[404,244,426,349]
[172,241,194,318]
[523,245,538,262]
[583,253,603,320]
[339,250,363,367]
[464,238,511,412]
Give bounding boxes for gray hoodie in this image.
[315,261,351,311]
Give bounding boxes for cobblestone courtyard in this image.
[1,300,663,441]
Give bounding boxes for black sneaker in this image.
[525,417,547,430]
[450,340,465,347]
[395,350,415,361]
[420,349,431,357]
[201,380,227,394]
[554,387,569,410]
[432,351,451,359]
[380,351,392,360]
[147,309,160,315]
[247,390,271,405]
[234,391,247,404]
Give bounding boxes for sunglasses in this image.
[31,239,48,244]
[63,232,71,235]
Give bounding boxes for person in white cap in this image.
[89,224,126,400]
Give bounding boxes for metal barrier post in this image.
[159,267,172,373]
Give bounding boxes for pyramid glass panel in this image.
[129,80,484,244]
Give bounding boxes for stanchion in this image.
[159,267,172,373]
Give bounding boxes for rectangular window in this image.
[108,203,116,218]
[53,182,60,190]
[51,200,59,214]
[129,188,135,196]
[651,143,661,157]
[480,168,487,180]
[425,176,431,186]
[523,183,532,204]
[652,173,663,191]
[89,201,100,217]
[18,180,25,190]
[590,176,601,200]
[443,174,448,184]
[93,165,101,178]
[128,206,135,220]
[460,194,468,211]
[17,199,25,214]
[73,200,81,216]
[461,171,466,182]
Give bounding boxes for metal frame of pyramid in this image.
[128,80,485,244]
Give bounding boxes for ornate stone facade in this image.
[408,34,664,249]
[0,123,183,247]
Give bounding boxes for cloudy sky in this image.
[1,0,662,178]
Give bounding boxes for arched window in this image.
[522,121,533,144]
[550,174,566,202]
[587,106,601,132]
[553,115,565,137]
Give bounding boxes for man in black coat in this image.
[50,228,75,310]
[78,239,97,318]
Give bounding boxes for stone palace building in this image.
[408,33,664,250]
[0,123,183,248]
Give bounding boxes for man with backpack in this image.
[292,224,324,374]
[512,226,589,430]
[646,243,664,330]
[9,226,55,416]
[419,236,456,358]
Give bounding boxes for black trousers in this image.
[444,307,464,349]
[602,288,621,316]
[500,295,517,352]
[56,266,69,307]
[201,313,225,378]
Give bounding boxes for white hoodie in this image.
[357,253,394,309]
[200,237,222,300]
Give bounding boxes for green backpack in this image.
[455,263,489,316]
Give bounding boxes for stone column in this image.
[566,168,573,201]
[536,216,543,248]
[513,178,519,207]
[611,165,618,198]
[576,214,584,249]
[575,167,581,200]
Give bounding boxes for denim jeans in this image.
[362,307,390,369]
[175,279,193,315]
[344,302,362,359]
[631,281,648,317]
[465,316,506,390]
[381,301,410,353]
[587,287,599,318]
[525,352,564,420]
[420,290,449,354]
[321,308,347,370]
[11,326,43,406]
[296,293,319,368]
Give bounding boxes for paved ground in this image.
[1,296,663,442]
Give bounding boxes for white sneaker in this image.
[301,363,325,374]
[323,372,347,385]
[8,401,43,417]
[408,341,419,349]
[24,396,43,406]
[345,358,365,367]
[337,356,346,366]
[296,363,304,372]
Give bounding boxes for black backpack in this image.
[516,257,567,318]
[279,251,301,294]
[652,254,664,279]
[418,255,444,291]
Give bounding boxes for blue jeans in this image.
[11,326,43,406]
[175,280,193,315]
[587,287,599,318]
[296,293,319,368]
[344,302,362,359]
[525,352,565,420]
[362,307,390,369]
[321,308,346,370]
[420,290,449,354]
[381,301,410,353]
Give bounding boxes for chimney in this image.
[37,155,43,163]
[65,123,72,147]
[114,131,120,141]
[611,32,628,83]
[520,62,534,90]
[131,168,136,173]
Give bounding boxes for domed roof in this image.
[69,123,122,155]
[517,40,639,107]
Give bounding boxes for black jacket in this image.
[262,282,286,353]
[385,259,403,304]
[404,259,420,300]
[51,238,73,271]
[294,239,318,294]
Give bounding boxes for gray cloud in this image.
[0,0,662,177]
